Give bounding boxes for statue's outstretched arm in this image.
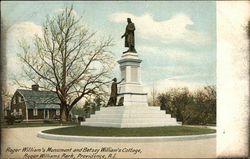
[117,78,125,84]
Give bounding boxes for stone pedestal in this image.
[117,52,148,107]
[81,52,181,128]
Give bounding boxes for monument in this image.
[121,18,136,53]
[81,18,181,128]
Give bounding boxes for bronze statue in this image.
[106,78,124,106]
[121,18,137,53]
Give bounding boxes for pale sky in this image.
[2,1,216,93]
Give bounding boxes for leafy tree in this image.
[14,6,114,122]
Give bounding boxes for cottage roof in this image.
[16,89,60,109]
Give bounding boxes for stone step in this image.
[93,113,167,117]
[89,113,172,118]
[81,105,180,128]
[99,106,161,111]
[81,122,121,127]
[88,114,174,119]
[81,121,180,128]
[95,109,166,115]
[85,117,177,123]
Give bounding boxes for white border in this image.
[216,1,249,157]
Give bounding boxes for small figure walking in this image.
[106,78,124,107]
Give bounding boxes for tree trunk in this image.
[65,109,70,122]
[60,103,71,122]
[60,105,67,122]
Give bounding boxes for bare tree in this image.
[152,82,158,106]
[148,83,158,106]
[15,6,114,122]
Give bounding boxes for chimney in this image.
[32,84,39,91]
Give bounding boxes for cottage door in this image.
[44,109,49,119]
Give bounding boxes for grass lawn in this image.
[1,122,78,128]
[43,126,216,137]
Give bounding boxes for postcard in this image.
[1,1,249,158]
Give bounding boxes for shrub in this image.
[15,115,24,121]
[5,114,25,125]
[53,115,60,120]
[78,116,85,122]
[43,119,54,124]
[6,115,16,125]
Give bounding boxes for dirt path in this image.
[1,126,216,158]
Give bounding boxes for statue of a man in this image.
[121,18,137,53]
[106,78,124,106]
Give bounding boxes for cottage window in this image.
[33,109,38,116]
[19,109,22,115]
[18,96,22,103]
[13,98,16,104]
[13,109,17,115]
[56,109,60,116]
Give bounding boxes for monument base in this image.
[81,106,181,128]
[117,92,148,106]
